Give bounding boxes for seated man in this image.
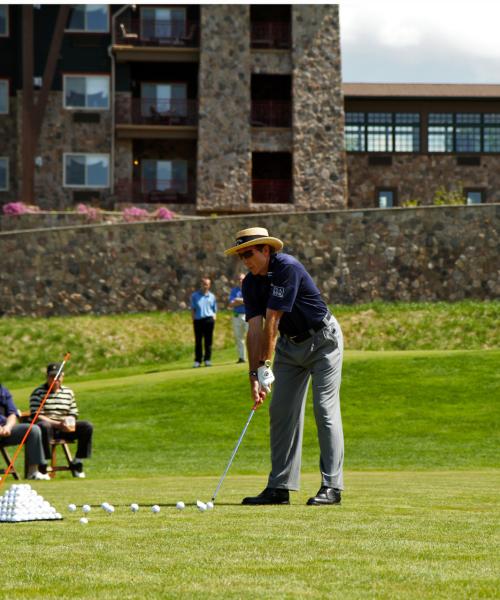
[0,383,50,480]
[29,363,93,479]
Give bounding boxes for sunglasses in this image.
[238,249,255,260]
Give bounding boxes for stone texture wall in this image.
[197,5,252,212]
[0,98,18,202]
[347,154,500,208]
[251,51,292,75]
[0,205,498,317]
[16,92,113,210]
[292,5,347,210]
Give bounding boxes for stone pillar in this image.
[292,5,347,209]
[197,5,252,213]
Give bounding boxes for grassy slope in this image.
[1,300,499,382]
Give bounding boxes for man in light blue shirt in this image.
[191,277,217,367]
[228,273,248,363]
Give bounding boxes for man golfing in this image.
[224,227,344,505]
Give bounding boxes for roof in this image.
[343,83,500,99]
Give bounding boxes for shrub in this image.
[154,207,175,221]
[2,202,40,215]
[433,185,466,206]
[122,206,150,222]
[76,203,102,222]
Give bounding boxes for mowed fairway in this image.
[2,349,499,599]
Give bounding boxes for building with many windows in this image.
[0,5,499,214]
[344,83,500,207]
[0,4,346,213]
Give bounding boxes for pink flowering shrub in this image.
[2,202,40,215]
[122,206,150,222]
[76,203,102,222]
[154,206,175,221]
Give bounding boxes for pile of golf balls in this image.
[0,484,62,522]
[101,502,115,514]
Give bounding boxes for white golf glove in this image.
[257,360,275,393]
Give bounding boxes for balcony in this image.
[251,22,291,49]
[251,100,292,128]
[120,98,198,126]
[116,18,199,48]
[117,178,196,205]
[252,179,292,204]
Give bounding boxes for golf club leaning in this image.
[211,403,258,502]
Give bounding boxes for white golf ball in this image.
[67,503,77,512]
[176,501,185,510]
[82,504,91,514]
[196,500,207,512]
[206,501,214,510]
[79,517,88,524]
[106,505,115,514]
[130,503,139,513]
[151,504,160,514]
[101,502,110,511]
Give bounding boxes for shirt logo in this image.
[272,286,285,298]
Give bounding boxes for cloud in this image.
[339,0,500,82]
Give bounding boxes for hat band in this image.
[235,234,266,246]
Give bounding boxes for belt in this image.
[285,312,332,344]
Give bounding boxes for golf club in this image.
[211,403,258,502]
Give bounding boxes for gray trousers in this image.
[267,316,344,491]
[0,423,47,466]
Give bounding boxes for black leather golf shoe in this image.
[241,487,290,505]
[306,486,341,505]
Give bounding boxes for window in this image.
[0,158,9,191]
[0,80,8,114]
[345,112,420,152]
[429,113,500,153]
[465,190,484,205]
[142,160,188,194]
[141,83,187,117]
[64,154,109,188]
[64,75,109,109]
[141,7,186,39]
[67,5,109,33]
[0,6,8,37]
[377,189,396,208]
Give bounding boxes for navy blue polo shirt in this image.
[0,384,17,426]
[242,253,328,336]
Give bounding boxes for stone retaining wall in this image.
[0,205,498,317]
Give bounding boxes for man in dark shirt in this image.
[0,383,49,480]
[224,227,345,505]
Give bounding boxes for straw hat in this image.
[224,227,284,256]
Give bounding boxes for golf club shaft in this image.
[212,405,257,502]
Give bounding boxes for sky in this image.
[339,0,500,83]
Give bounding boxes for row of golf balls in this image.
[69,499,214,517]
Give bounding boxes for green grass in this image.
[1,300,499,382]
[1,340,498,597]
[1,472,498,599]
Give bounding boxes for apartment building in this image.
[0,4,347,213]
[344,83,500,207]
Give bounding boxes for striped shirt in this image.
[29,384,78,421]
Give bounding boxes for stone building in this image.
[0,4,347,214]
[344,83,500,208]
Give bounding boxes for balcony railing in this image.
[120,178,196,204]
[252,179,292,204]
[116,98,198,126]
[251,100,292,128]
[116,18,199,48]
[251,21,291,49]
